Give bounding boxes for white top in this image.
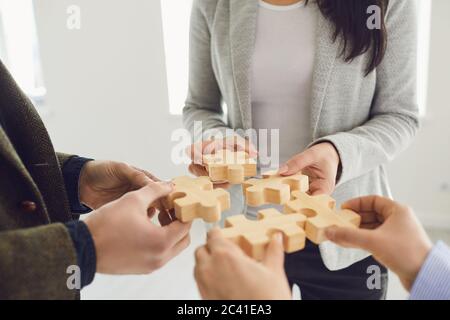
[251,0,317,168]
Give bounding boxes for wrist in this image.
[84,214,106,274]
[321,142,340,165]
[403,242,433,291]
[65,220,97,287]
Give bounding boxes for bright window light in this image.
[417,0,432,116]
[161,0,192,115]
[0,0,46,104]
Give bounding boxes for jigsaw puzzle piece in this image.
[221,208,307,260]
[164,176,230,223]
[284,191,361,244]
[242,172,309,207]
[203,150,257,184]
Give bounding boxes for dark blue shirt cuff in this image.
[62,156,94,214]
[65,220,96,288]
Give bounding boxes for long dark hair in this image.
[307,0,390,75]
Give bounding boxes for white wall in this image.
[34,0,187,181]
[387,0,450,228]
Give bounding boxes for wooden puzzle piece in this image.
[220,208,307,260]
[203,150,257,184]
[284,191,361,244]
[242,171,309,206]
[163,176,230,223]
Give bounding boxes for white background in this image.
[15,0,450,299]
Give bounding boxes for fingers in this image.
[132,166,161,182]
[188,163,209,177]
[120,164,153,188]
[262,233,285,271]
[131,181,173,210]
[233,137,258,158]
[342,196,397,220]
[161,220,192,247]
[206,228,234,252]
[325,226,375,251]
[309,180,333,196]
[195,246,210,266]
[188,141,212,164]
[188,137,258,167]
[279,150,316,176]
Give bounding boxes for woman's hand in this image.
[79,160,160,209]
[189,135,258,163]
[187,135,258,188]
[279,143,340,196]
[194,229,291,300]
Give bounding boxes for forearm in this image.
[312,0,419,185]
[312,112,419,185]
[0,224,78,299]
[183,0,227,141]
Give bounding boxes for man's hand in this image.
[79,160,160,209]
[194,229,291,300]
[278,142,340,196]
[325,196,433,291]
[84,181,192,274]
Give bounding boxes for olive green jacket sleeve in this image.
[0,223,78,300]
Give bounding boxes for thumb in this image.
[133,181,173,208]
[263,233,285,271]
[325,226,374,251]
[279,151,315,176]
[162,220,192,247]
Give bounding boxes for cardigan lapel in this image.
[310,12,340,139]
[229,0,259,130]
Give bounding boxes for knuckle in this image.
[123,192,139,202]
[214,247,232,260]
[194,265,207,283]
[117,162,131,172]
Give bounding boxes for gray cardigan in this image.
[183,0,419,270]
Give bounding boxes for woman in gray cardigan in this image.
[184,0,419,299]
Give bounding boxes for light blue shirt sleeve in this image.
[409,241,450,300]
